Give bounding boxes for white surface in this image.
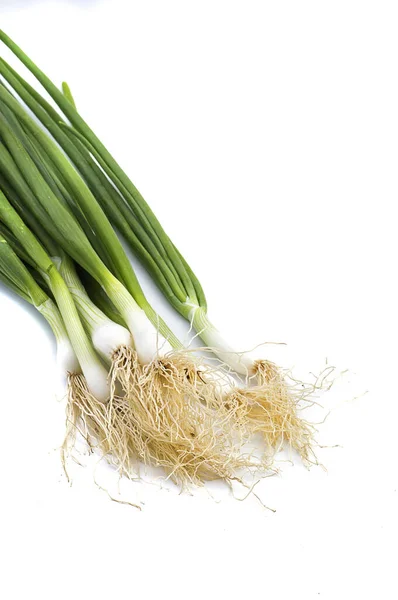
[1,2,397,599]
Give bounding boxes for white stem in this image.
[55,336,81,376]
[69,286,133,362]
[91,320,133,363]
[104,277,173,364]
[37,298,80,376]
[123,307,172,364]
[81,361,111,402]
[46,268,111,403]
[56,256,133,363]
[40,294,110,402]
[189,305,256,376]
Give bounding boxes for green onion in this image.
[0,31,320,482]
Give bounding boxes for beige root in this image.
[114,347,253,487]
[223,359,317,463]
[61,349,257,489]
[61,348,324,491]
[62,371,139,479]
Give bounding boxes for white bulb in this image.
[92,321,133,362]
[56,337,80,376]
[83,362,110,403]
[124,308,172,364]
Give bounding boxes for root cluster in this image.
[224,360,316,463]
[64,349,251,488]
[63,352,322,491]
[62,372,139,479]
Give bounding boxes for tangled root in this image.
[115,348,252,488]
[62,373,139,479]
[224,360,316,463]
[62,352,280,490]
[109,345,137,398]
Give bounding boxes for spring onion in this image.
[0,30,321,486]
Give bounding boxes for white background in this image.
[1,1,397,599]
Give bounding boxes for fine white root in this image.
[61,354,258,489]
[62,373,139,479]
[222,360,318,464]
[114,348,254,487]
[62,353,316,490]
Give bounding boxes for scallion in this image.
[0,30,322,484]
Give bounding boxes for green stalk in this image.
[0,32,204,305]
[0,74,119,275]
[0,62,188,311]
[0,118,181,360]
[0,170,61,261]
[61,124,186,288]
[0,268,31,304]
[0,182,132,366]
[57,254,133,364]
[59,256,112,333]
[79,270,126,328]
[0,75,181,346]
[0,219,35,267]
[0,31,280,375]
[0,222,52,295]
[61,81,76,108]
[61,125,190,311]
[0,99,116,270]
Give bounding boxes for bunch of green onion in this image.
[0,30,316,487]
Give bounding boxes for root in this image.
[109,344,137,398]
[117,349,253,488]
[224,360,318,464]
[62,373,139,479]
[62,351,281,491]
